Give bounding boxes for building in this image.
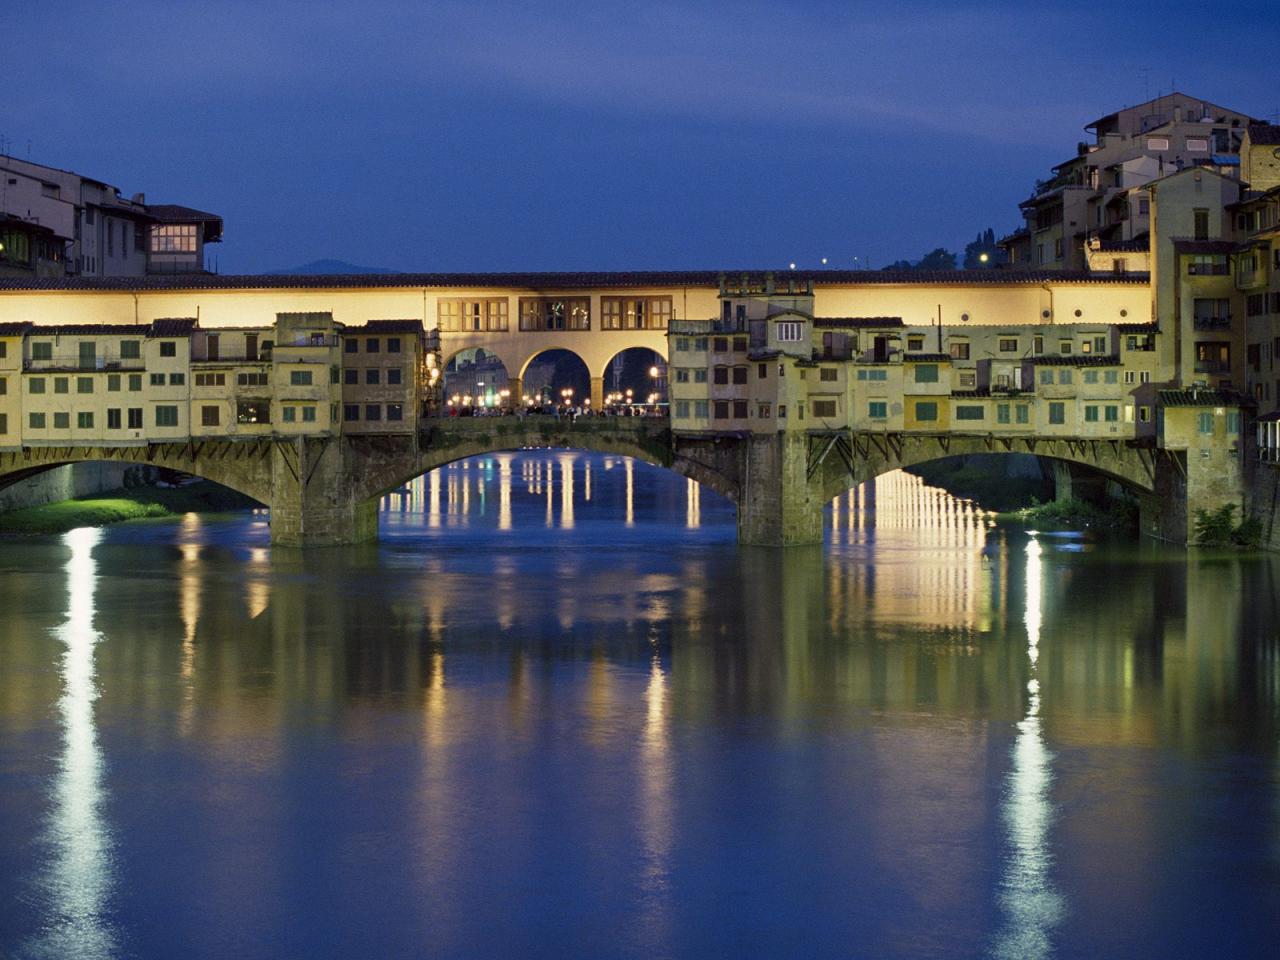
[0,153,222,279]
[1003,93,1257,272]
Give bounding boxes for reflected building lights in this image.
[497,454,513,531]
[28,527,117,959]
[992,535,1063,959]
[685,478,700,529]
[625,458,635,527]
[638,655,674,937]
[559,454,575,530]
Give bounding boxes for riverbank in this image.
[994,496,1137,532]
[0,482,260,535]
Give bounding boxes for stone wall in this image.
[1247,462,1280,552]
[0,462,130,512]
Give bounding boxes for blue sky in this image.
[7,1,1278,272]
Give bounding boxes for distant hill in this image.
[264,259,399,275]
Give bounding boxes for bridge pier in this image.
[590,376,604,412]
[736,433,824,546]
[269,438,379,547]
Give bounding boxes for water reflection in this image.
[993,535,1064,957]
[27,527,117,959]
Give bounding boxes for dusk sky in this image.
[8,1,1280,273]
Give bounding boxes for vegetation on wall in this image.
[1193,503,1263,547]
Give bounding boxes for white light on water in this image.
[28,527,117,959]
[992,535,1064,959]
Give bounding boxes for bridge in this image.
[0,269,1254,545]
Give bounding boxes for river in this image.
[1,453,1277,959]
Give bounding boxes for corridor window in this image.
[776,321,804,342]
[150,224,197,253]
[439,298,510,332]
[519,297,590,331]
[600,296,673,330]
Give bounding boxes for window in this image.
[127,408,143,429]
[675,338,689,352]
[734,337,747,353]
[694,400,708,419]
[74,376,92,394]
[387,403,403,421]
[1104,405,1119,422]
[365,339,379,354]
[999,338,1018,352]
[1083,370,1099,384]
[1033,336,1044,354]
[345,339,358,353]
[1186,137,1208,152]
[1059,341,1072,355]
[776,321,804,342]
[949,342,970,360]
[32,342,52,360]
[29,377,46,394]
[1139,371,1151,384]
[1193,209,1209,241]
[344,369,358,385]
[600,296,673,330]
[713,338,729,353]
[1124,370,1136,384]
[79,342,96,367]
[997,404,1010,424]
[714,400,729,420]
[1039,369,1053,385]
[914,401,938,422]
[387,338,401,353]
[129,374,142,391]
[107,409,121,430]
[150,373,165,386]
[107,374,120,392]
[714,366,729,385]
[813,400,837,418]
[1016,404,1030,424]
[733,400,748,419]
[155,405,179,427]
[519,297,590,331]
[235,401,268,425]
[169,373,185,386]
[732,366,747,385]
[159,341,177,358]
[868,401,887,419]
[857,369,888,381]
[820,367,838,382]
[29,412,45,429]
[674,400,690,418]
[201,406,219,426]
[150,223,197,253]
[1104,370,1118,384]
[694,369,707,383]
[953,402,984,422]
[959,372,977,388]
[757,403,771,419]
[365,404,381,421]
[1227,411,1240,433]
[693,338,707,351]
[438,298,509,332]
[302,406,317,423]
[387,368,402,385]
[914,364,939,383]
[290,370,313,386]
[0,343,4,359]
[674,369,690,383]
[1085,405,1099,423]
[194,373,226,387]
[907,336,925,351]
[366,369,380,385]
[1146,136,1170,151]
[54,377,68,394]
[0,377,5,396]
[1059,370,1073,385]
[1048,402,1065,425]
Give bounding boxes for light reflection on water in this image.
[2,455,1278,959]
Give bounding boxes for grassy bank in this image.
[0,482,261,536]
[995,496,1137,532]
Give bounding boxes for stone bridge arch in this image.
[812,431,1162,506]
[346,419,739,505]
[0,441,276,505]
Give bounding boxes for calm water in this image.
[1,453,1278,959]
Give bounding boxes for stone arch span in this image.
[0,441,275,505]
[813,431,1161,506]
[346,420,739,506]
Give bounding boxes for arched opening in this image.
[520,349,590,412]
[443,348,511,412]
[602,346,669,412]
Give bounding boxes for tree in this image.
[916,248,958,271]
[963,228,1006,269]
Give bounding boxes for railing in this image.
[1194,360,1231,374]
[1193,315,1232,330]
[24,355,145,372]
[191,353,270,364]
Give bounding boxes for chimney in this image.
[131,192,145,204]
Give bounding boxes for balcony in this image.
[24,353,146,372]
[1194,360,1231,375]
[1193,315,1232,331]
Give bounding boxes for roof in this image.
[0,321,33,336]
[1172,239,1235,255]
[1246,124,1280,146]
[951,389,993,398]
[149,317,199,337]
[1031,353,1121,366]
[903,352,950,363]
[0,215,57,237]
[1159,388,1247,407]
[1116,322,1159,333]
[26,323,151,336]
[813,317,904,328]
[0,268,1151,294]
[342,318,425,335]
[1093,237,1148,253]
[146,204,222,223]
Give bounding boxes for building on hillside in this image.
[0,154,222,279]
[1003,93,1257,272]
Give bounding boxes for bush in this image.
[1193,503,1262,547]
